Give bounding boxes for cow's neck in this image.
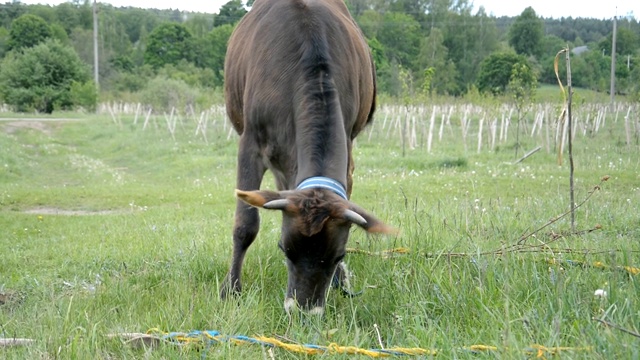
[294,115,348,191]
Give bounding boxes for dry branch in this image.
[106,333,163,348]
[513,146,541,164]
[593,318,640,339]
[516,176,608,246]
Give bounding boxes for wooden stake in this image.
[142,108,152,130]
[477,115,484,153]
[0,338,35,347]
[427,106,436,153]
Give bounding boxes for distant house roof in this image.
[572,46,589,55]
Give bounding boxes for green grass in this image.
[1,103,639,359]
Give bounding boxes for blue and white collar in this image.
[296,176,348,200]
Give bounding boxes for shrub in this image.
[0,39,94,113]
[139,77,200,112]
[70,81,98,112]
[477,52,532,95]
[7,13,52,51]
[144,23,194,69]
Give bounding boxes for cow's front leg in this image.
[332,261,362,298]
[220,134,265,299]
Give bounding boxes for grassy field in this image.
[1,101,639,359]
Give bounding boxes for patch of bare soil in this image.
[0,118,80,135]
[0,289,23,307]
[24,207,120,216]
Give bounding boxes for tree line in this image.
[0,0,638,113]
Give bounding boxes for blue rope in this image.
[297,176,348,199]
[150,329,591,357]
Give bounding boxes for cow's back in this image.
[224,0,375,138]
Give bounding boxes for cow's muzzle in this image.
[284,297,325,316]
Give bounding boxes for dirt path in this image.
[0,118,81,121]
[0,118,82,135]
[23,207,121,216]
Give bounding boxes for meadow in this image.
[1,97,639,359]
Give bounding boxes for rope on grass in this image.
[547,258,640,276]
[135,329,592,357]
[346,248,640,276]
[346,247,411,257]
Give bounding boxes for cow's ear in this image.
[235,189,282,208]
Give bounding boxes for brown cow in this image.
[220,0,394,314]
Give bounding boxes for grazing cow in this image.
[220,0,394,314]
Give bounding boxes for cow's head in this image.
[236,188,394,314]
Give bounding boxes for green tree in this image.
[356,9,382,40]
[346,0,371,17]
[0,39,94,113]
[214,0,246,27]
[139,76,200,112]
[70,27,94,68]
[477,51,530,95]
[540,35,566,59]
[542,46,606,90]
[7,14,52,50]
[116,8,159,44]
[97,6,134,56]
[26,4,56,23]
[388,0,429,25]
[0,2,26,28]
[629,57,640,102]
[598,27,640,56]
[508,7,543,58]
[425,0,454,31]
[50,23,70,45]
[414,28,458,95]
[75,0,93,30]
[109,64,154,93]
[367,37,391,93]
[54,2,79,35]
[0,26,8,58]
[144,23,194,69]
[156,60,217,89]
[444,7,499,94]
[538,35,568,84]
[377,12,420,68]
[508,62,537,157]
[109,54,134,72]
[185,14,214,38]
[194,24,234,86]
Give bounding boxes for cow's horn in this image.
[343,209,367,226]
[263,199,290,210]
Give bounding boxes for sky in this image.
[15,0,639,20]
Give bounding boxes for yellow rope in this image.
[347,247,411,257]
[548,258,640,276]
[143,329,591,357]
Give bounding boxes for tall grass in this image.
[1,102,639,359]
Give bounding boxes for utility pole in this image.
[609,14,617,106]
[93,0,99,91]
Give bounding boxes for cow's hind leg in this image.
[220,135,265,299]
